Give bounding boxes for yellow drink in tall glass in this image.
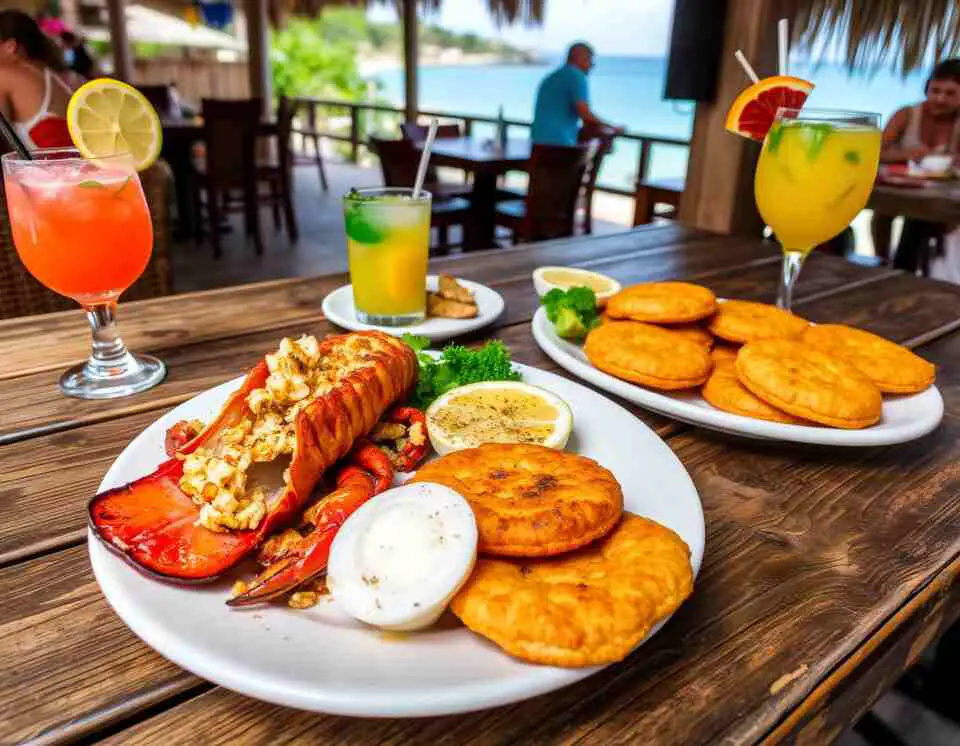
[344,188,431,325]
[756,121,881,253]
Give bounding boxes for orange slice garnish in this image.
[725,76,815,142]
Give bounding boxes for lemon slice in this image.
[532,266,621,305]
[66,79,162,171]
[426,381,573,456]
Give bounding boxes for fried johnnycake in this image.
[701,355,801,424]
[411,443,623,557]
[667,323,714,350]
[707,300,809,344]
[606,282,717,324]
[585,321,712,390]
[802,324,936,394]
[451,513,694,667]
[736,339,882,429]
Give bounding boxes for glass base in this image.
[59,353,166,400]
[357,309,426,326]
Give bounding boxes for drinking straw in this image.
[778,18,789,76]
[412,118,438,199]
[734,50,760,84]
[0,110,32,160]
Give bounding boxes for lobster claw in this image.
[228,442,394,606]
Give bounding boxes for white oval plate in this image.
[89,363,704,718]
[322,275,504,342]
[532,307,943,446]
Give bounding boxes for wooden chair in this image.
[289,98,328,191]
[578,128,616,235]
[0,161,175,319]
[399,122,472,200]
[137,85,173,118]
[368,136,471,254]
[194,98,263,258]
[633,177,684,225]
[257,96,299,243]
[494,143,589,244]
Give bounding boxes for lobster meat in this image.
[88,331,417,582]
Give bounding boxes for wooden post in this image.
[678,0,783,235]
[245,0,272,118]
[105,0,133,82]
[59,0,81,31]
[402,0,418,124]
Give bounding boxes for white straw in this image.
[412,118,438,199]
[778,18,789,76]
[735,50,760,84]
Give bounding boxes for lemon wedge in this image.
[532,266,621,304]
[425,381,573,456]
[66,79,162,171]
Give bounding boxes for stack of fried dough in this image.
[583,282,936,429]
[411,443,694,667]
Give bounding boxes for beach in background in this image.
[371,55,928,192]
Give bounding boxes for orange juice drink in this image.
[344,188,431,326]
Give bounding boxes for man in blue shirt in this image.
[531,42,623,146]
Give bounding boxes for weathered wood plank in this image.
[96,327,960,746]
[0,546,201,745]
[0,246,882,446]
[0,226,702,379]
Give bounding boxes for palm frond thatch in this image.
[279,0,543,26]
[790,0,960,75]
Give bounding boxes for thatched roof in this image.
[789,0,960,75]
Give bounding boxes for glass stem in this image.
[84,302,136,377]
[777,250,807,311]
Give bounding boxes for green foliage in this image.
[269,13,368,99]
[542,287,601,341]
[402,335,521,409]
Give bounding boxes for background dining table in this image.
[869,177,960,224]
[418,137,532,249]
[1,223,958,745]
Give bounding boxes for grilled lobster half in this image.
[89,331,417,582]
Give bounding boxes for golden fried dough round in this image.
[411,443,623,557]
[802,324,935,394]
[450,513,694,667]
[736,340,882,429]
[666,323,714,349]
[702,357,801,424]
[606,282,717,324]
[584,321,712,390]
[710,344,740,365]
[707,300,809,343]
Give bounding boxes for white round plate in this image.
[89,364,704,717]
[533,307,943,446]
[322,275,504,342]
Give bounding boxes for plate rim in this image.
[322,275,505,342]
[531,306,944,446]
[89,362,704,717]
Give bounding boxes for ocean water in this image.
[371,56,929,189]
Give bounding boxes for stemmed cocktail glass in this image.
[2,148,165,398]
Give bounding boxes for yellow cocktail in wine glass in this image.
[755,108,881,310]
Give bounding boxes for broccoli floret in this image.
[542,286,600,340]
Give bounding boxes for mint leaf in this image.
[77,180,106,189]
[802,123,833,162]
[766,123,785,154]
[844,150,861,165]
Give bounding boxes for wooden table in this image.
[420,137,532,249]
[2,224,959,744]
[869,179,960,224]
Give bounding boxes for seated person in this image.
[0,10,74,151]
[531,42,623,147]
[875,59,960,273]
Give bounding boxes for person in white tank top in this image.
[873,59,960,274]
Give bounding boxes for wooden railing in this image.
[289,97,690,200]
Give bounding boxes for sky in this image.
[367,0,676,57]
